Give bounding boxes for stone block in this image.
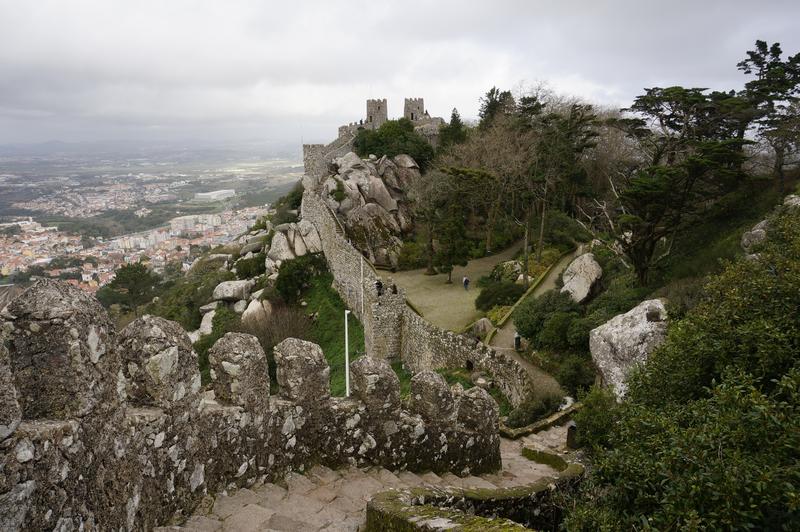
[457,386,498,432]
[208,332,269,411]
[117,315,201,408]
[273,338,330,404]
[349,356,400,415]
[408,371,454,422]
[212,280,254,302]
[4,279,118,419]
[590,298,668,398]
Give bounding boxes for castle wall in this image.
[301,190,534,407]
[0,282,499,530]
[303,133,357,179]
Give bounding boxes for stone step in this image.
[418,471,443,486]
[174,433,570,530]
[460,476,498,490]
[395,470,426,487]
[366,467,406,489]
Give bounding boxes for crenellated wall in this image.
[301,190,535,407]
[0,281,499,530]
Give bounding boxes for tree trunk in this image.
[774,145,786,194]
[536,194,547,263]
[485,200,498,253]
[425,221,436,275]
[522,210,531,288]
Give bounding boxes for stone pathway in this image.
[489,247,582,353]
[158,429,567,532]
[487,247,584,398]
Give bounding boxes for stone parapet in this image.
[0,280,499,530]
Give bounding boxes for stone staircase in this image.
[156,427,568,532]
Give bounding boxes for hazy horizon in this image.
[1,0,799,148]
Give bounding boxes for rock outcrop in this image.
[317,152,417,268]
[560,253,602,303]
[212,280,254,302]
[741,194,800,258]
[589,299,668,398]
[741,219,769,254]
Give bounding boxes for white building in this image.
[195,189,235,202]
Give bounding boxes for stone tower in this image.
[366,98,388,129]
[404,98,425,121]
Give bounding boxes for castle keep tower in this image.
[404,98,425,121]
[366,98,388,129]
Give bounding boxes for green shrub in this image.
[235,252,266,280]
[572,385,619,450]
[629,210,800,406]
[568,370,800,530]
[486,305,511,325]
[275,181,304,210]
[330,179,346,203]
[274,253,326,303]
[354,118,435,170]
[397,240,426,270]
[650,276,706,319]
[513,289,581,347]
[537,311,580,351]
[505,391,563,428]
[514,289,581,337]
[566,209,800,530]
[475,281,525,311]
[555,353,596,395]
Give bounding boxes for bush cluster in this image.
[567,209,800,530]
[505,391,563,428]
[475,281,525,311]
[235,252,266,280]
[274,253,327,303]
[353,118,435,170]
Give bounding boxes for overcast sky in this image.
[1,0,799,148]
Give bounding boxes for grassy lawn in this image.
[390,242,522,331]
[303,273,365,396]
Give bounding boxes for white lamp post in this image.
[344,309,351,397]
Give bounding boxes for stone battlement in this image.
[0,280,499,530]
[303,97,445,178]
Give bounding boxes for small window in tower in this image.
[369,115,373,122]
[411,113,415,120]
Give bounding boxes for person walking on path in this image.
[462,275,470,290]
[375,279,384,297]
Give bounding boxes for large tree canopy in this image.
[353,118,435,170]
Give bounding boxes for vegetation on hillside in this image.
[567,206,800,530]
[354,118,435,170]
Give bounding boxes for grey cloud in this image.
[0,0,798,145]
